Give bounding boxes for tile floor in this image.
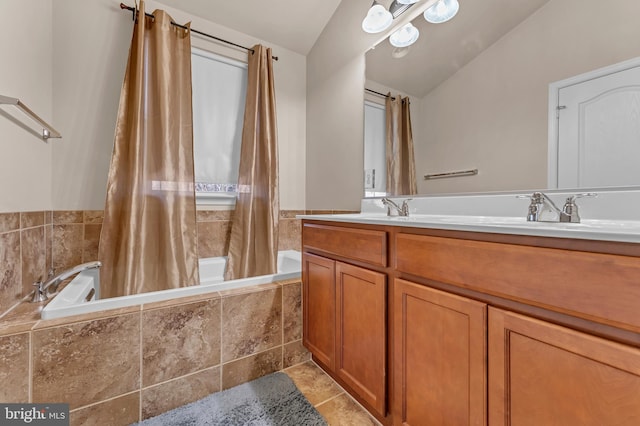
[284,361,382,426]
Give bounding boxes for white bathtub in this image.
[41,250,301,320]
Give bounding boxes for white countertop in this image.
[298,189,640,243]
[298,213,640,243]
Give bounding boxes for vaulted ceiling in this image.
[155,0,344,55]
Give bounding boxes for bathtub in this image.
[41,250,301,320]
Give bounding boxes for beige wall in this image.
[0,1,53,212]
[416,0,640,194]
[305,0,435,210]
[306,55,365,210]
[1,0,306,212]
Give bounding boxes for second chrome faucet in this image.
[517,192,597,223]
[381,198,412,217]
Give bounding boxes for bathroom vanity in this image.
[300,194,640,425]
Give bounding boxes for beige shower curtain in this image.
[225,45,279,280]
[98,2,199,298]
[386,94,417,195]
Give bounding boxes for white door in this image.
[556,64,640,188]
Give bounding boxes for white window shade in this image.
[364,101,387,196]
[191,48,247,192]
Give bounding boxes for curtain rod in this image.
[365,88,396,101]
[119,3,278,61]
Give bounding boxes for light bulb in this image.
[424,0,459,24]
[362,2,393,34]
[389,23,419,48]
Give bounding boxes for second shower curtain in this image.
[386,94,417,195]
[225,45,280,281]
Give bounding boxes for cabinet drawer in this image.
[303,223,387,267]
[395,233,640,333]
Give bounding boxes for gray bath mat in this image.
[134,372,327,426]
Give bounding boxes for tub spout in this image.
[31,261,102,303]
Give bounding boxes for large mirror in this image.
[364,0,640,196]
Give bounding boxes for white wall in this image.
[0,1,53,212]
[416,0,640,194]
[0,0,306,212]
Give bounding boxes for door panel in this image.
[302,253,336,369]
[557,65,640,188]
[394,279,487,426]
[336,261,386,416]
[489,308,640,425]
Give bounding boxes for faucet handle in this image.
[565,192,598,203]
[517,192,543,221]
[516,192,543,202]
[561,193,597,223]
[401,198,412,216]
[31,281,48,303]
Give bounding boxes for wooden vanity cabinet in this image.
[303,220,640,425]
[489,308,640,426]
[302,223,388,418]
[393,278,487,426]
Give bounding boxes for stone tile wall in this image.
[0,208,341,319]
[0,279,308,425]
[0,206,356,424]
[0,212,52,315]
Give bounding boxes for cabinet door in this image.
[335,261,387,416]
[489,308,640,425]
[394,279,487,426]
[303,253,336,369]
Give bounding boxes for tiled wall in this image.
[0,208,342,319]
[0,212,53,315]
[0,206,355,424]
[0,279,308,425]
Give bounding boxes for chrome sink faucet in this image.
[517,192,596,223]
[31,261,101,303]
[381,197,412,216]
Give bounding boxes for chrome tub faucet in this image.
[31,261,102,303]
[381,197,412,216]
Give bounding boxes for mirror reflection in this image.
[364,0,640,196]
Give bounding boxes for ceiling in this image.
[155,0,344,55]
[366,0,552,97]
[151,0,553,98]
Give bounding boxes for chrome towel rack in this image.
[424,168,478,180]
[0,95,61,140]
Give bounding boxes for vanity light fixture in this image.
[362,0,418,34]
[389,23,420,48]
[362,1,393,34]
[424,0,459,23]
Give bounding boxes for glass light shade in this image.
[389,23,419,48]
[395,0,420,4]
[424,0,459,23]
[362,3,393,34]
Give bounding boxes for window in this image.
[364,101,387,197]
[191,48,247,205]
